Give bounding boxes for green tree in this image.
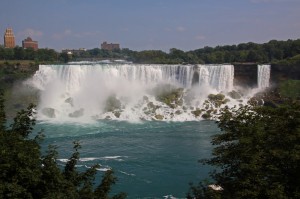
[14,47,25,60]
[189,101,300,199]
[24,48,36,60]
[0,93,126,199]
[59,52,70,63]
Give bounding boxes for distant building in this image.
[61,48,87,56]
[4,27,15,48]
[101,41,120,51]
[22,37,38,50]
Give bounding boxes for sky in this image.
[0,0,299,52]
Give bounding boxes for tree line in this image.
[0,46,61,62]
[191,39,300,64]
[65,39,300,64]
[1,39,300,64]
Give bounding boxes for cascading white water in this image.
[258,64,271,89]
[32,64,234,92]
[197,65,234,91]
[27,63,268,122]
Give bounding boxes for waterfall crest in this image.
[32,64,234,92]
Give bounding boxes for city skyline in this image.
[1,0,300,52]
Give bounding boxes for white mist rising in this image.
[27,63,270,123]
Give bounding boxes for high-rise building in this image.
[4,27,15,48]
[22,37,38,50]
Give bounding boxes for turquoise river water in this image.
[36,120,220,199]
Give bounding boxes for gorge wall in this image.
[233,63,300,88]
[270,64,300,84]
[233,63,258,88]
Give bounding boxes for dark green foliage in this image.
[0,60,39,93]
[192,39,300,64]
[190,101,300,199]
[279,80,300,99]
[80,39,300,64]
[0,92,6,131]
[0,46,59,62]
[95,170,127,199]
[0,93,126,199]
[10,103,36,137]
[59,52,70,63]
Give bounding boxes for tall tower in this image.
[4,28,15,48]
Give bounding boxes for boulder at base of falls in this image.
[65,97,74,106]
[41,107,56,118]
[113,111,121,118]
[228,90,242,99]
[191,109,202,117]
[105,95,122,112]
[155,84,184,108]
[154,115,164,120]
[207,93,230,108]
[69,108,84,118]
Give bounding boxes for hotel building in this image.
[4,27,15,48]
[22,37,38,50]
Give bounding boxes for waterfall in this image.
[198,64,234,91]
[258,65,271,89]
[31,64,234,92]
[28,63,237,122]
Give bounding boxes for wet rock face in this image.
[270,64,300,84]
[192,70,200,86]
[249,88,290,107]
[233,64,258,88]
[234,64,300,88]
[69,108,84,118]
[104,95,122,112]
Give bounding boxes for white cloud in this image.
[176,26,186,32]
[195,34,206,41]
[53,29,101,40]
[164,27,172,32]
[64,29,72,35]
[52,29,72,40]
[120,27,129,32]
[18,28,43,38]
